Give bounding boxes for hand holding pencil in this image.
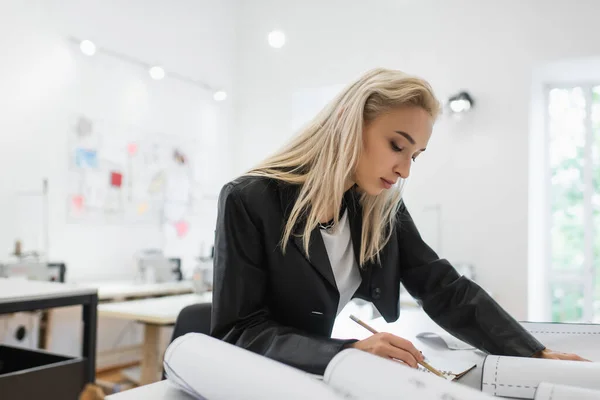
[348,314,447,379]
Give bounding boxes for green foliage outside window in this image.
[549,86,600,322]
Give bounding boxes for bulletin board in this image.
[66,114,208,238]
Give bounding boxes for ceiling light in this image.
[149,66,165,80]
[448,91,475,114]
[80,40,96,56]
[268,30,286,49]
[213,90,227,101]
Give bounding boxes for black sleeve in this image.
[210,183,356,375]
[396,201,545,357]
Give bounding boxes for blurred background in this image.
[0,0,599,392]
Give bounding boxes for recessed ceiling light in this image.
[149,66,165,80]
[80,40,96,56]
[268,30,286,49]
[213,90,227,101]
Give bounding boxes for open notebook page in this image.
[481,355,600,399]
[324,349,494,400]
[534,382,600,400]
[163,333,346,400]
[520,322,600,361]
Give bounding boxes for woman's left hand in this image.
[534,348,591,361]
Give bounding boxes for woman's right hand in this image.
[347,332,424,368]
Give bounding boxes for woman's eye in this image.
[391,142,402,152]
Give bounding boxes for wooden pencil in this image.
[348,314,447,379]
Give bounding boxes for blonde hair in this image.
[246,67,441,266]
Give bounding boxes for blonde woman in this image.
[210,68,586,375]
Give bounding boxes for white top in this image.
[320,210,362,316]
[98,293,212,325]
[0,277,97,304]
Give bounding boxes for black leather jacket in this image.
[210,176,545,375]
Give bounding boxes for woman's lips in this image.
[381,178,394,189]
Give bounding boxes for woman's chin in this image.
[354,181,384,196]
[362,185,384,196]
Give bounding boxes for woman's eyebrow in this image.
[395,130,426,151]
[394,130,415,144]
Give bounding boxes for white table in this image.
[0,278,98,386]
[333,306,485,390]
[106,307,486,399]
[106,381,195,399]
[44,280,195,371]
[78,280,195,301]
[98,293,212,385]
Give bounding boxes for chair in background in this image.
[170,303,212,344]
[135,249,183,283]
[162,302,212,380]
[168,257,183,281]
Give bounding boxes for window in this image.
[546,84,600,322]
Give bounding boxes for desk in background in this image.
[98,293,212,385]
[0,262,68,350]
[81,280,195,301]
[0,278,98,384]
[45,280,197,370]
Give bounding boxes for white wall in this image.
[0,0,236,281]
[232,0,600,319]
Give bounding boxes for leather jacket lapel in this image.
[345,188,373,286]
[345,188,362,269]
[279,182,337,290]
[292,228,337,290]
